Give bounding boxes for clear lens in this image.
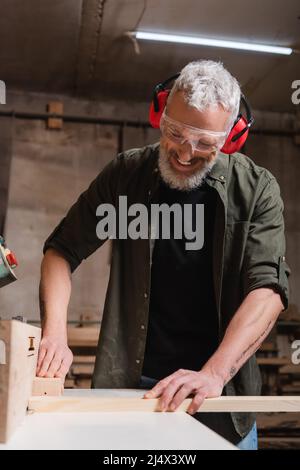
[160,112,227,152]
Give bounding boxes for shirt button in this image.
[141,324,145,330]
[220,175,225,180]
[282,256,286,261]
[136,359,141,364]
[144,292,148,299]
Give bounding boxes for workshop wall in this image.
[246,110,300,313]
[0,93,298,322]
[0,91,159,322]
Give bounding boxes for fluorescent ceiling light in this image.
[134,31,293,56]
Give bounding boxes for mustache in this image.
[166,148,207,165]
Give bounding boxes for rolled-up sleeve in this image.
[242,175,290,310]
[43,157,120,273]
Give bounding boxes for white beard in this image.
[158,145,218,191]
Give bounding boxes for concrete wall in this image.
[0,91,159,322]
[0,92,299,322]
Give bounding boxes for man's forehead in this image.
[166,90,231,133]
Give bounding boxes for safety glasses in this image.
[160,110,228,153]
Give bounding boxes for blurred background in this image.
[0,0,300,449]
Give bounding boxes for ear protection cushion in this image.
[220,115,249,154]
[149,90,169,128]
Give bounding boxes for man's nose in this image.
[177,140,194,161]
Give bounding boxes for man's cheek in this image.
[161,137,176,155]
[160,135,169,149]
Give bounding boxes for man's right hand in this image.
[36,335,73,380]
[38,249,73,381]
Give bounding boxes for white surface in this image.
[0,389,236,450]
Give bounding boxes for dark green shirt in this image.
[44,142,290,438]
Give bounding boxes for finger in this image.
[168,380,197,411]
[187,391,205,415]
[143,379,167,399]
[160,374,192,411]
[46,354,63,377]
[37,349,55,377]
[54,358,71,381]
[37,347,47,373]
[144,369,187,399]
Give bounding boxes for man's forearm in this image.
[37,248,73,378]
[202,287,284,385]
[39,248,72,338]
[144,287,284,414]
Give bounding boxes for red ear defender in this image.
[149,90,170,128]
[220,115,250,154]
[149,74,180,129]
[220,95,254,154]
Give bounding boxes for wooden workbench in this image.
[0,389,236,450]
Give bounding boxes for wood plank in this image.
[74,378,92,389]
[259,437,300,450]
[73,355,95,364]
[259,342,278,352]
[47,101,63,129]
[71,364,94,375]
[279,364,300,374]
[32,377,63,396]
[0,320,41,443]
[64,378,75,388]
[67,327,100,347]
[28,394,300,414]
[257,412,300,430]
[281,385,300,393]
[257,357,290,366]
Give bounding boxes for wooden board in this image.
[280,364,300,374]
[73,355,95,364]
[0,320,41,442]
[71,364,94,375]
[259,437,300,450]
[64,378,75,388]
[31,377,63,396]
[74,378,92,388]
[67,327,100,347]
[257,357,290,366]
[257,412,300,430]
[28,390,300,413]
[47,101,63,129]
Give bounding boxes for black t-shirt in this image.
[142,179,219,380]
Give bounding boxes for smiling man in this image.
[158,90,231,189]
[38,60,290,450]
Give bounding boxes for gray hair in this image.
[169,60,241,130]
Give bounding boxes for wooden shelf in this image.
[67,327,100,348]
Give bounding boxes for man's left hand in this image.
[143,368,224,415]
